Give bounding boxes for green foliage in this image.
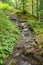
[0,3,11,11]
[21,0,28,14]
[40,10,43,22]
[0,3,14,16]
[0,10,20,65]
[1,0,13,6]
[40,0,43,10]
[0,3,21,16]
[28,19,43,34]
[11,0,28,14]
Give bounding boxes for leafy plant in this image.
[0,3,11,10]
[0,10,20,65]
[28,19,43,34]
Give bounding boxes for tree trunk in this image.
[40,0,43,22]
[32,0,34,15]
[37,0,39,20]
[16,0,18,9]
[22,0,25,14]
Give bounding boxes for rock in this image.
[19,60,31,65]
[21,45,34,54]
[25,36,32,42]
[9,14,17,20]
[21,34,25,37]
[22,36,32,43]
[14,20,19,26]
[24,45,32,48]
[21,23,28,28]
[23,25,28,28]
[21,31,30,37]
[22,28,29,32]
[23,61,31,65]
[25,48,34,54]
[14,52,20,57]
[4,58,15,65]
[24,32,29,36]
[21,23,26,27]
[15,38,25,47]
[19,61,24,65]
[19,19,27,22]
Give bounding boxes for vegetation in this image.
[28,20,43,34]
[0,10,20,65]
[0,0,43,65]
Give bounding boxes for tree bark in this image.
[40,0,43,22]
[32,0,34,15]
[37,0,39,20]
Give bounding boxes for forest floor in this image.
[4,14,43,65]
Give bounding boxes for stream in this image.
[4,14,43,65]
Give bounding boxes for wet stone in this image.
[21,23,28,28]
[9,14,17,20]
[14,52,20,57]
[24,31,29,35]
[22,36,32,43]
[22,28,29,32]
[19,60,31,65]
[21,23,26,27]
[23,61,31,65]
[21,31,29,35]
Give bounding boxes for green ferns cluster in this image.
[0,11,20,65]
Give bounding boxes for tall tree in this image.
[1,0,12,6]
[32,0,34,15]
[40,0,43,21]
[15,0,18,9]
[37,0,38,20]
[21,0,28,14]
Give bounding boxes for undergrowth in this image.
[28,20,43,35]
[28,19,43,48]
[0,10,20,65]
[0,3,21,16]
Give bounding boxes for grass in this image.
[0,10,20,65]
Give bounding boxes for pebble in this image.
[22,28,29,32]
[21,23,26,26]
[19,61,31,65]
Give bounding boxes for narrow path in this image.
[5,14,43,65]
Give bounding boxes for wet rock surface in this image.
[5,15,43,65]
[9,14,17,20]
